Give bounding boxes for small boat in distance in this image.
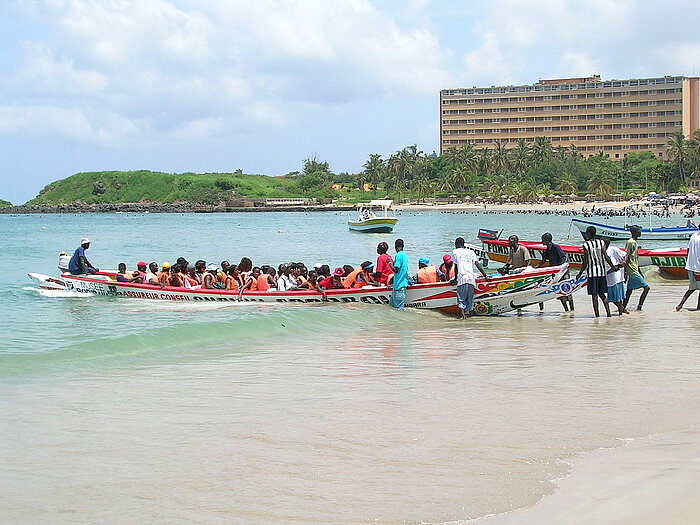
[571,201,699,241]
[348,200,398,233]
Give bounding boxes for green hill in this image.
[0,199,12,207]
[28,170,318,205]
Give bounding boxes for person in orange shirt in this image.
[238,266,261,300]
[257,266,277,291]
[439,254,456,282]
[416,257,441,283]
[342,261,374,288]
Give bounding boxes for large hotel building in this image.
[440,75,700,160]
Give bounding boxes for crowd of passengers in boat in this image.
[76,242,458,299]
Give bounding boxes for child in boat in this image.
[238,267,261,299]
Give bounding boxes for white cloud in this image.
[0,105,140,144]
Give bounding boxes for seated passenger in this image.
[257,265,276,291]
[353,262,378,287]
[194,260,207,284]
[320,267,345,289]
[416,257,441,284]
[342,261,373,288]
[116,263,136,282]
[144,262,165,287]
[158,262,171,286]
[277,264,300,291]
[238,266,261,300]
[306,270,328,300]
[439,254,456,282]
[238,257,253,280]
[218,261,230,282]
[202,264,221,289]
[168,264,184,287]
[225,265,241,291]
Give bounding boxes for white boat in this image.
[348,200,398,233]
[572,200,700,241]
[28,264,583,316]
[571,217,699,241]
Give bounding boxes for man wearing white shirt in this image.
[675,231,700,311]
[451,237,490,318]
[603,237,629,315]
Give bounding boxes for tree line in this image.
[349,130,700,202]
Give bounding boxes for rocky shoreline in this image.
[0,202,356,214]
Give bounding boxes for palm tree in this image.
[362,154,384,195]
[476,147,492,176]
[557,173,579,196]
[512,139,530,176]
[412,175,432,203]
[587,172,613,198]
[532,136,553,165]
[492,140,510,174]
[450,166,472,193]
[687,129,700,178]
[666,131,689,183]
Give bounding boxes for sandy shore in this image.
[468,429,700,525]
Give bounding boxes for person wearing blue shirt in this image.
[390,238,409,309]
[68,238,98,275]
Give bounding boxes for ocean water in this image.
[2,211,699,524]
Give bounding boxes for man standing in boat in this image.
[452,237,490,318]
[68,238,98,275]
[501,235,532,274]
[623,225,651,311]
[576,226,616,318]
[390,239,409,309]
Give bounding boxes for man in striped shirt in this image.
[575,226,618,317]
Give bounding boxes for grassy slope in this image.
[28,171,309,205]
[0,199,12,207]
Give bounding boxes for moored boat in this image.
[482,238,688,279]
[28,264,583,316]
[348,200,398,233]
[571,217,699,241]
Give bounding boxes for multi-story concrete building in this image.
[440,75,700,160]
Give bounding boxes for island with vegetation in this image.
[0,199,12,208]
[4,131,700,214]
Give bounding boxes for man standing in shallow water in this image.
[451,237,490,318]
[623,225,651,311]
[576,225,616,318]
[675,229,700,311]
[390,239,409,309]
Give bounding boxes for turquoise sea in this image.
[2,211,699,524]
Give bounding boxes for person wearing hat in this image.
[57,251,70,272]
[319,267,346,290]
[416,257,440,284]
[342,261,375,288]
[439,254,456,282]
[158,262,171,286]
[201,263,220,289]
[68,237,98,275]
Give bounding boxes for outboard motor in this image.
[58,251,70,272]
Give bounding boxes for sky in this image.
[1,0,699,204]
